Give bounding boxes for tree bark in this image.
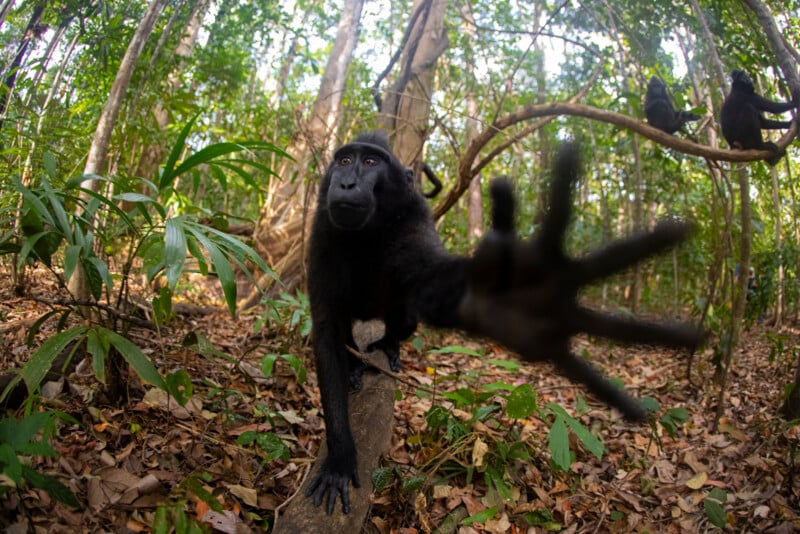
[274,322,394,533]
[246,0,365,305]
[713,166,751,430]
[0,3,45,129]
[81,0,167,182]
[68,0,166,302]
[0,0,14,31]
[741,0,800,95]
[770,164,783,326]
[377,0,449,171]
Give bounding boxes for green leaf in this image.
[462,506,498,525]
[85,328,109,383]
[21,465,80,507]
[97,328,166,390]
[281,354,306,383]
[487,359,521,370]
[165,370,193,407]
[506,384,537,419]
[371,467,394,492]
[401,475,425,494]
[548,416,571,471]
[0,443,22,484]
[113,192,156,203]
[549,403,604,460]
[429,345,483,357]
[21,327,86,395]
[161,113,200,189]
[261,354,279,378]
[164,218,188,290]
[183,226,236,316]
[43,152,57,180]
[704,488,728,528]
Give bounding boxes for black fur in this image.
[721,70,796,166]
[305,132,705,515]
[645,77,700,134]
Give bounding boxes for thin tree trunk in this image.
[714,166,751,430]
[68,0,166,301]
[377,0,449,170]
[741,0,800,95]
[0,3,44,129]
[246,0,365,306]
[0,0,14,30]
[461,2,481,240]
[22,19,69,109]
[770,164,783,326]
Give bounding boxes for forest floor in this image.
[1,267,800,533]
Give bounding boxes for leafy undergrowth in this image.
[1,268,799,533]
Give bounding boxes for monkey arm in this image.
[457,145,705,419]
[759,117,794,130]
[752,93,796,114]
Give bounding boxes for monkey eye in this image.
[338,155,353,165]
[363,156,380,166]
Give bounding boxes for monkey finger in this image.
[549,350,647,421]
[488,177,515,235]
[572,307,706,351]
[574,220,692,285]
[469,236,515,293]
[539,143,580,256]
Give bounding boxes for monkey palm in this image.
[306,132,704,515]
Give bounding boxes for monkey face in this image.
[324,144,395,230]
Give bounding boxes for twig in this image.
[31,296,155,329]
[345,344,436,395]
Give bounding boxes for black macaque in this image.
[721,70,797,166]
[306,132,704,514]
[645,76,701,134]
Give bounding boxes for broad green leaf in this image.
[261,354,279,378]
[86,328,109,384]
[184,226,236,316]
[462,506,498,525]
[164,218,188,289]
[160,113,200,189]
[506,384,537,419]
[487,358,521,371]
[548,416,570,471]
[429,345,483,357]
[548,403,604,459]
[704,488,728,528]
[98,328,166,389]
[21,327,86,394]
[371,467,394,492]
[166,370,193,407]
[21,465,80,507]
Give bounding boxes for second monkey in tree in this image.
[645,76,701,134]
[721,70,797,166]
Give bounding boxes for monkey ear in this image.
[404,167,415,187]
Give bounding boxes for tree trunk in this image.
[461,2,482,241]
[713,166,751,430]
[377,0,449,171]
[246,0,365,306]
[741,0,800,95]
[81,0,167,184]
[68,0,166,303]
[0,3,44,130]
[0,0,14,31]
[770,164,783,326]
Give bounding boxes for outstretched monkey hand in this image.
[459,143,705,421]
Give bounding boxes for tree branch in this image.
[433,102,798,219]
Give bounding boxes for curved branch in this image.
[432,102,798,219]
